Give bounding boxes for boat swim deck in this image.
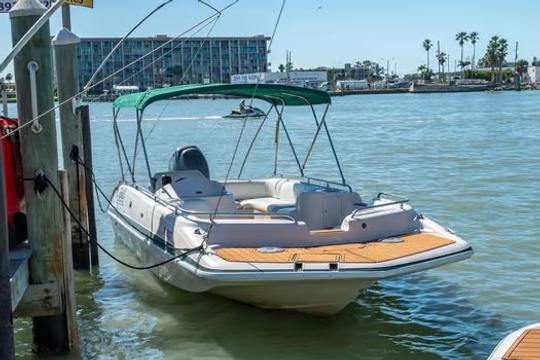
[214,233,455,263]
[503,329,540,360]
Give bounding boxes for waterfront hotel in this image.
[77,35,269,94]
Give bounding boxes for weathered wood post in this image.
[80,104,99,266]
[10,0,77,353]
[0,142,15,360]
[53,28,97,269]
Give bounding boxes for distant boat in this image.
[224,104,266,119]
[488,323,540,360]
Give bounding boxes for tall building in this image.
[78,35,269,94]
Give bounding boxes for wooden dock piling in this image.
[80,104,99,266]
[10,0,78,353]
[54,29,98,269]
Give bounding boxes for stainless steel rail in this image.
[375,192,409,202]
[351,193,410,218]
[279,174,353,192]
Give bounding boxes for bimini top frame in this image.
[113,83,331,110]
[112,83,348,187]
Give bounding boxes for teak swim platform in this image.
[489,324,540,360]
[214,233,455,264]
[503,329,540,360]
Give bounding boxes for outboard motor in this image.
[168,145,210,179]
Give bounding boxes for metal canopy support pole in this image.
[309,103,320,126]
[113,108,126,181]
[237,105,273,179]
[320,104,347,185]
[273,105,303,177]
[272,105,283,176]
[137,110,153,184]
[112,108,125,181]
[303,104,329,171]
[132,110,141,174]
[113,110,135,183]
[0,144,15,360]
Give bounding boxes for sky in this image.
[1,0,539,77]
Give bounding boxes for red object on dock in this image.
[0,116,26,247]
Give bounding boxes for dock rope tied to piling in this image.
[25,173,203,270]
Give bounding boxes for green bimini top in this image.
[112,83,331,111]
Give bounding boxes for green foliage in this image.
[463,69,513,81]
[516,59,528,75]
[286,61,293,72]
[417,64,434,80]
[469,32,479,45]
[437,52,447,66]
[456,32,469,46]
[484,36,500,68]
[404,73,420,81]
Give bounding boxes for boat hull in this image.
[108,190,472,315]
[211,278,375,315]
[110,215,374,315]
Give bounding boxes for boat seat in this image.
[240,197,295,213]
[234,178,325,214]
[155,170,227,199]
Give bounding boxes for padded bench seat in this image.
[240,197,295,213]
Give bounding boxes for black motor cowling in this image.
[168,145,210,178]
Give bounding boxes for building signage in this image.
[64,0,93,8]
[1,0,92,13]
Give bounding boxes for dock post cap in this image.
[52,28,80,46]
[9,0,46,18]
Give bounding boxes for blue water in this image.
[11,90,540,359]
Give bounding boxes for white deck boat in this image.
[108,83,473,315]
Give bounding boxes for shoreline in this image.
[2,87,538,105]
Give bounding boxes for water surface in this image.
[11,90,540,359]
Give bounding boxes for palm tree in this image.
[278,64,285,72]
[417,64,433,80]
[496,38,508,83]
[484,36,499,84]
[5,73,13,82]
[469,32,479,71]
[436,52,447,81]
[515,59,528,80]
[423,39,433,70]
[456,32,469,78]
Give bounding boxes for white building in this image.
[231,71,327,88]
[527,66,540,82]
